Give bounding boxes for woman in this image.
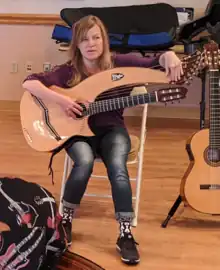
[22,15,182,265]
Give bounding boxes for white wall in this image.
[0,23,203,109]
[0,0,209,109]
[0,24,67,100]
[0,0,209,14]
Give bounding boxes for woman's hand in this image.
[58,96,84,119]
[159,51,183,82]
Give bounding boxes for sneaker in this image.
[62,221,72,247]
[116,234,140,265]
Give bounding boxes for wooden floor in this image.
[1,104,220,270]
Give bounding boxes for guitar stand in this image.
[161,68,207,228]
[161,15,220,228]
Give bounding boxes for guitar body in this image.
[179,41,220,215]
[20,67,170,152]
[181,128,220,214]
[21,91,92,152]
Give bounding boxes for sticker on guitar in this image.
[111,73,124,81]
[0,181,39,228]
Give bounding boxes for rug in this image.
[57,251,105,270]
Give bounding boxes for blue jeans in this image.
[62,127,134,221]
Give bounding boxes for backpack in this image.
[0,177,66,270]
[53,3,179,52]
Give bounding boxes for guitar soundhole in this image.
[204,147,220,166]
[75,103,87,119]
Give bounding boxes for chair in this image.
[59,86,148,227]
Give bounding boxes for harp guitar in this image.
[20,67,190,152]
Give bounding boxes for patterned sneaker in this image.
[116,233,140,264]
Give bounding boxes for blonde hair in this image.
[67,15,114,87]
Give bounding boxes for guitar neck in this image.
[86,91,157,116]
[209,69,220,148]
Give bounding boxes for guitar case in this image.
[0,177,66,269]
[52,3,179,52]
[178,2,220,43]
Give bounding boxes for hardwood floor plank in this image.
[0,104,220,270]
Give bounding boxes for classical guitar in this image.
[20,66,192,152]
[181,41,220,214]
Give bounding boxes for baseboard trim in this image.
[0,13,63,25]
[0,100,20,111]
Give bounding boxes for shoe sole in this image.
[116,245,140,264]
[67,241,72,247]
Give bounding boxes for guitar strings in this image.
[91,54,201,102]
[90,84,152,107]
[87,91,157,116]
[95,83,179,102]
[210,71,220,165]
[84,52,204,115]
[148,51,201,71]
[95,83,149,101]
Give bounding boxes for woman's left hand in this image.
[159,51,183,82]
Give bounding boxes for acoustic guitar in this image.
[20,66,194,153]
[181,41,220,214]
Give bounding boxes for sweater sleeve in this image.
[113,53,161,69]
[23,62,73,88]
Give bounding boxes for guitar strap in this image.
[48,137,79,184]
[47,129,109,184]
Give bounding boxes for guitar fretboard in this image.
[209,70,220,148]
[85,92,157,116]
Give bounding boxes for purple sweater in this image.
[24,53,160,135]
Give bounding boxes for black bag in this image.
[178,2,220,42]
[59,3,179,51]
[205,0,220,14]
[0,177,66,270]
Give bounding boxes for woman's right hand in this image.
[58,96,84,119]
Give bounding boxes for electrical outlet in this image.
[11,62,18,73]
[25,62,33,73]
[43,62,51,72]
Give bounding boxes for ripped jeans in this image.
[62,127,134,221]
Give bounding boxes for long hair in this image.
[67,15,114,87]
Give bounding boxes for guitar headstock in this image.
[172,49,204,85]
[156,86,188,103]
[203,41,220,70]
